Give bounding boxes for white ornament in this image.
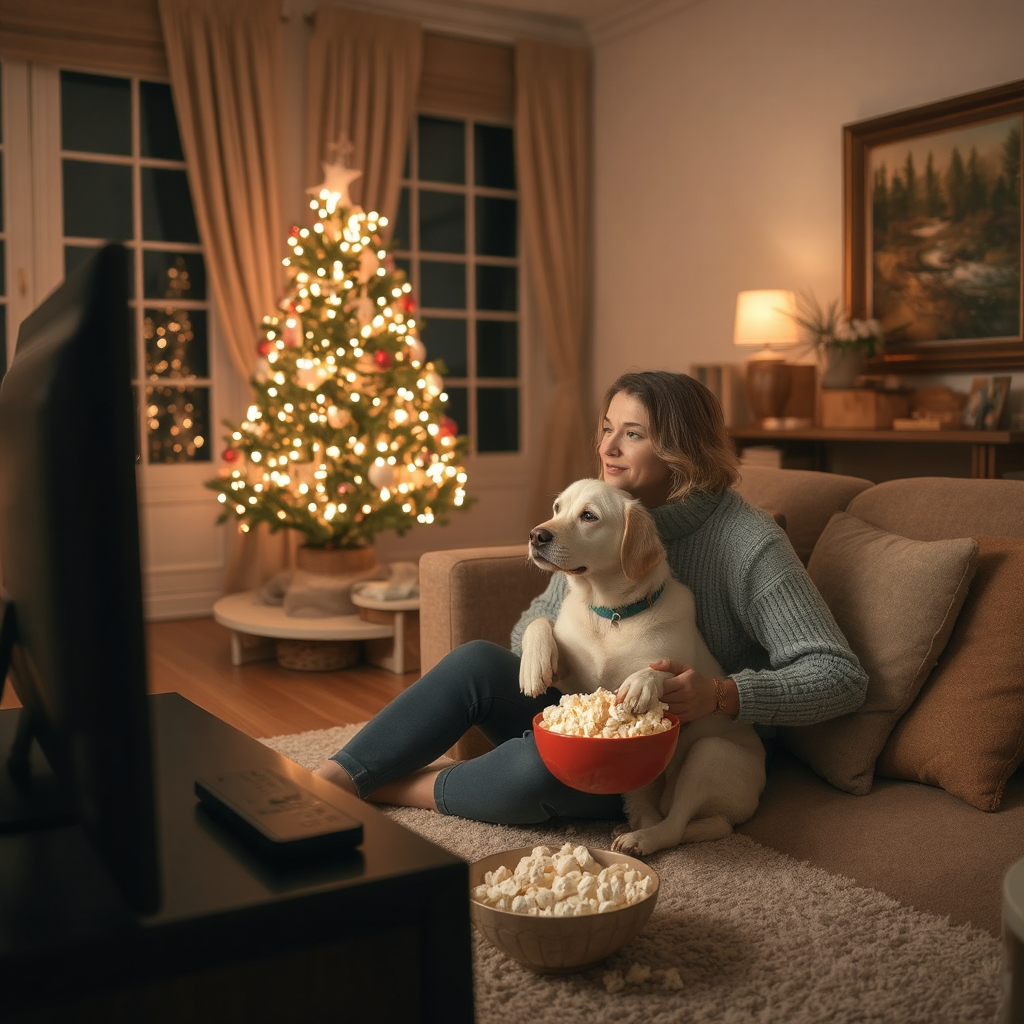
[368,462,395,489]
[327,405,351,430]
[407,336,426,365]
[359,246,380,282]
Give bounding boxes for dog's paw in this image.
[519,618,558,698]
[616,668,664,715]
[611,831,650,857]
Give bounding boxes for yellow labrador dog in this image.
[521,478,765,855]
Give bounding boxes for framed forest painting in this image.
[845,79,1024,371]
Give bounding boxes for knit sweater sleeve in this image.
[720,519,867,726]
[510,572,567,655]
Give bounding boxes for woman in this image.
[315,371,867,823]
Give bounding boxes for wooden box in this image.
[818,389,910,429]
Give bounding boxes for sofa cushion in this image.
[875,535,1024,811]
[781,512,978,795]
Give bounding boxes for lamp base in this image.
[745,359,792,425]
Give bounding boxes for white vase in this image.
[819,347,866,389]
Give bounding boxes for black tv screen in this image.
[0,243,160,914]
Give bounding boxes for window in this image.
[392,114,520,454]
[59,70,210,465]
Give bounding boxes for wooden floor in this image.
[0,616,415,740]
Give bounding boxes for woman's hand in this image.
[650,659,738,721]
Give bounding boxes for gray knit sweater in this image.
[511,487,867,727]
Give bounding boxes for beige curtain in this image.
[158,0,284,381]
[159,0,290,590]
[515,40,594,523]
[305,6,422,224]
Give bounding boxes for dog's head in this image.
[528,478,665,585]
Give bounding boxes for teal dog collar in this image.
[589,583,666,623]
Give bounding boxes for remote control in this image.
[195,767,363,864]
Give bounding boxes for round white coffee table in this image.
[213,591,393,669]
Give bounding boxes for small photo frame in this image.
[962,376,1012,429]
[984,376,1011,430]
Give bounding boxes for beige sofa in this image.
[420,468,1024,937]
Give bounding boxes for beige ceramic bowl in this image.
[468,846,660,974]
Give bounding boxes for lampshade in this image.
[732,289,799,429]
[733,290,800,351]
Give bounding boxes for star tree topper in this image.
[308,139,363,208]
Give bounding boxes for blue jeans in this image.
[329,639,625,824]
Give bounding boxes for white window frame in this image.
[1,57,234,619]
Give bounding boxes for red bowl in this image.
[532,712,680,794]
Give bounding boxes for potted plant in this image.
[788,293,885,389]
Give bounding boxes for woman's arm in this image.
[509,572,567,655]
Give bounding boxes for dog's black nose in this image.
[530,527,553,545]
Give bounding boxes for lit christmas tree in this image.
[208,157,469,550]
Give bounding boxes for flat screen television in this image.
[0,243,161,914]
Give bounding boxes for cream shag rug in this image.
[262,724,1003,1024]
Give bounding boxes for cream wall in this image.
[591,0,1024,423]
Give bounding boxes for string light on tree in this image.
[207,149,470,549]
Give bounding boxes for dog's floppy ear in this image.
[620,499,665,582]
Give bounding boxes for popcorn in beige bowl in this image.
[468,844,660,974]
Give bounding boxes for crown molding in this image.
[286,0,589,46]
[587,0,710,46]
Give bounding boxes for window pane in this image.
[420,190,465,253]
[444,386,468,440]
[418,116,464,184]
[144,307,208,378]
[394,256,412,282]
[420,261,466,309]
[477,320,518,377]
[140,81,184,160]
[142,168,199,243]
[476,265,517,311]
[475,196,517,257]
[63,160,132,239]
[422,317,467,376]
[474,124,515,189]
[144,251,206,301]
[61,71,131,155]
[393,187,411,249]
[477,386,518,452]
[146,385,211,463]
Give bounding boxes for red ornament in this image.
[289,226,301,238]
[257,339,273,356]
[374,349,394,370]
[439,416,457,438]
[222,448,241,463]
[400,294,417,314]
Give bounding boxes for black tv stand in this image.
[0,693,474,1023]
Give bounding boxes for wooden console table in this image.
[0,693,473,1023]
[729,426,1024,480]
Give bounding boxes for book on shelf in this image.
[690,363,750,427]
[739,445,783,468]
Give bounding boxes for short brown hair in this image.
[597,371,739,500]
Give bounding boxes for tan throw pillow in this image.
[781,512,978,795]
[876,536,1024,811]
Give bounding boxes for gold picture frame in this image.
[844,79,1024,372]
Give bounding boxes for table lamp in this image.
[733,289,800,428]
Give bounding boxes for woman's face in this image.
[599,391,672,508]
